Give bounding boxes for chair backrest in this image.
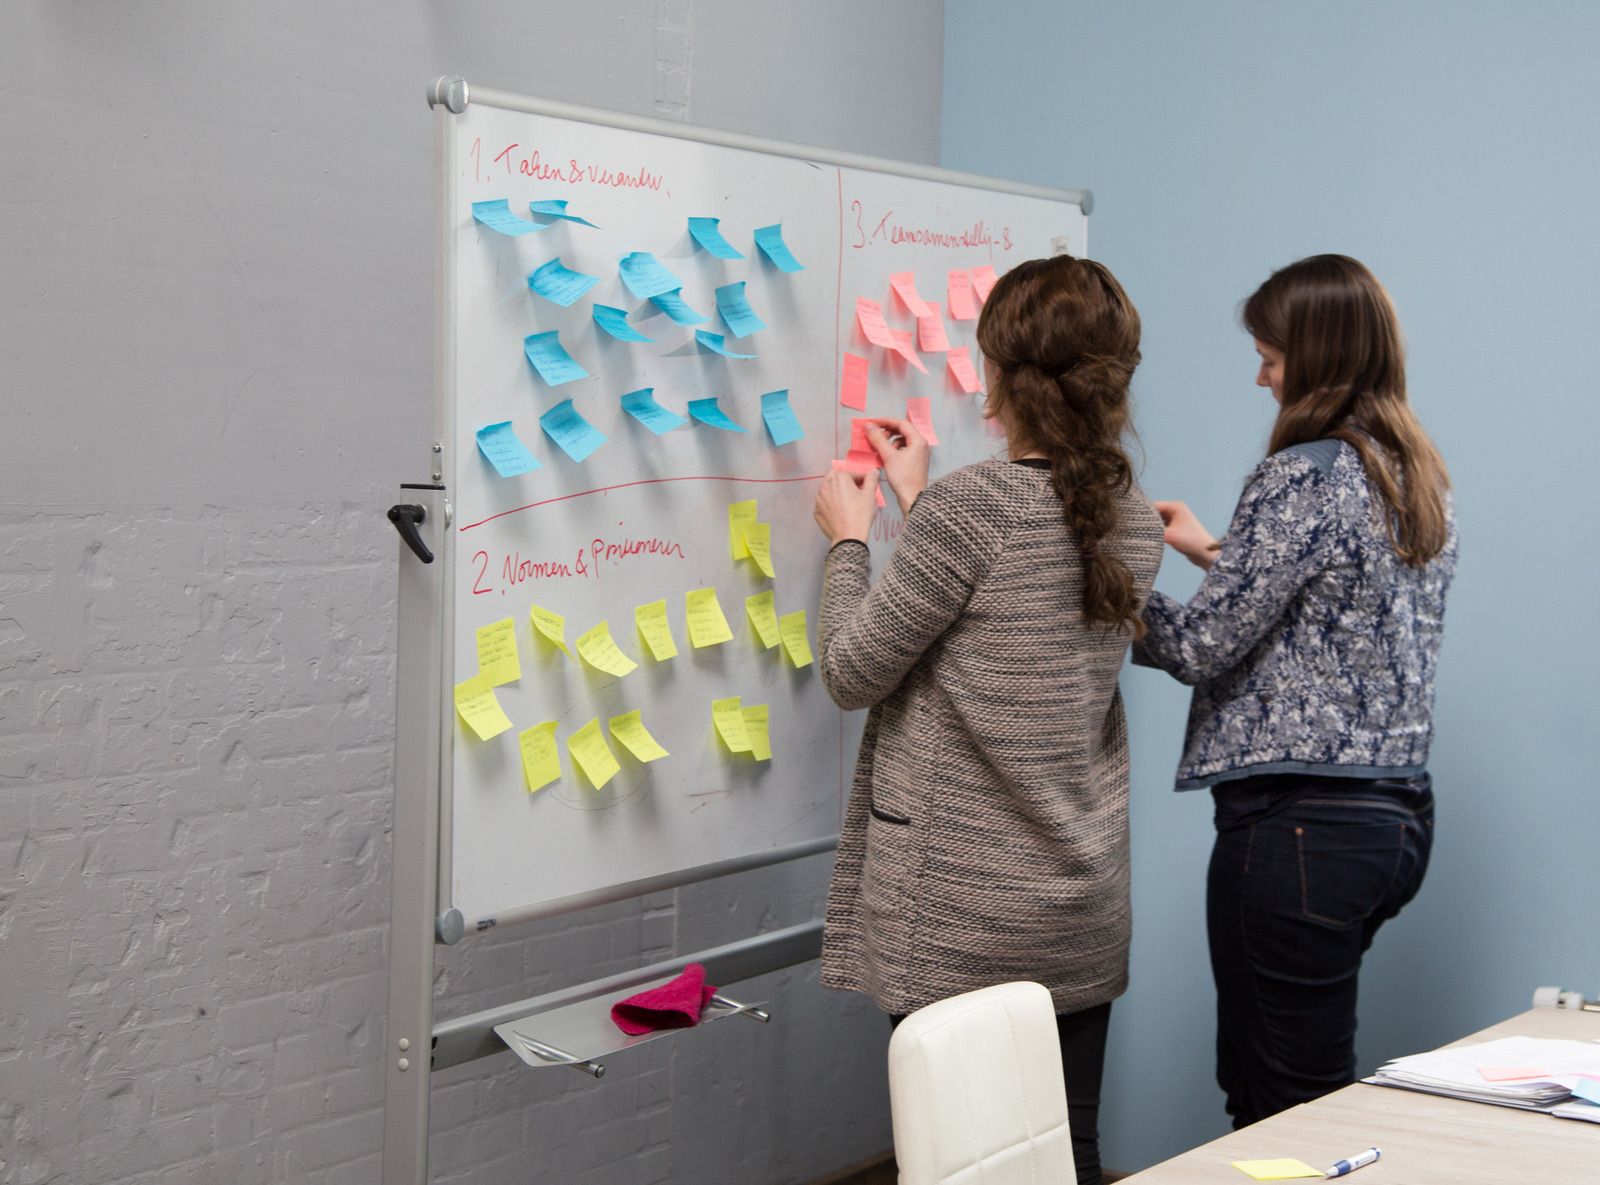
[887,981,1074,1185]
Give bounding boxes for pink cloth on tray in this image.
[610,963,718,1035]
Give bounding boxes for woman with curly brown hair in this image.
[812,255,1164,1183]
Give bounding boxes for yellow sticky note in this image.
[778,610,813,668]
[476,617,521,686]
[728,499,758,560]
[745,521,776,578]
[530,604,572,657]
[634,599,679,661]
[608,709,669,763]
[712,696,752,752]
[576,620,638,677]
[454,675,513,741]
[742,703,772,761]
[744,590,781,649]
[518,721,562,792]
[686,587,734,647]
[568,718,621,789]
[1230,1160,1324,1181]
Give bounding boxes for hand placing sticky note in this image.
[568,718,621,789]
[745,590,780,649]
[576,620,638,677]
[530,604,573,657]
[608,709,670,763]
[744,521,775,578]
[779,610,813,668]
[454,675,513,741]
[475,421,542,478]
[686,588,734,647]
[728,500,758,559]
[519,721,562,792]
[712,696,752,752]
[635,599,679,661]
[476,617,521,685]
[759,389,804,446]
[1230,1159,1324,1181]
[742,703,772,761]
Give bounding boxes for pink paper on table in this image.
[888,329,929,374]
[906,397,939,446]
[889,271,934,318]
[841,353,870,410]
[831,459,887,508]
[947,347,983,393]
[971,264,999,300]
[917,311,952,353]
[1477,1064,1552,1082]
[948,269,979,321]
[855,297,897,348]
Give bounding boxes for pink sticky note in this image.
[947,348,982,394]
[1478,1065,1551,1082]
[906,397,939,446]
[847,418,882,469]
[855,297,897,348]
[831,458,886,507]
[887,329,929,374]
[948,269,978,320]
[971,264,998,301]
[889,271,934,318]
[917,310,952,353]
[841,353,869,410]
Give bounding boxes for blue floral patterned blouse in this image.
[1134,439,1457,789]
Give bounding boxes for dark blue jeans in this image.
[1207,772,1434,1129]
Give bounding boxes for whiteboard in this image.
[435,88,1088,929]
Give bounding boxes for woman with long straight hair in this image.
[811,255,1163,1183]
[1137,254,1457,1128]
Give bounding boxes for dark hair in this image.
[977,255,1145,636]
[1244,254,1450,565]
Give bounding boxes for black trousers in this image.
[891,1000,1111,1185]
[1208,772,1434,1128]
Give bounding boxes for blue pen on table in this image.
[1324,1147,1380,1177]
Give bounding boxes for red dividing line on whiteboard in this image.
[458,472,826,532]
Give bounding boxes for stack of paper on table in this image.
[1368,1036,1600,1112]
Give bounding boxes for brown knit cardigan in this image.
[817,459,1164,1015]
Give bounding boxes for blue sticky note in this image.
[471,199,548,237]
[523,331,589,387]
[714,281,767,337]
[650,289,709,326]
[618,251,684,300]
[621,388,688,435]
[759,390,804,446]
[753,223,805,272]
[688,217,745,259]
[528,257,600,307]
[530,199,600,228]
[475,421,543,477]
[539,399,607,462]
[687,398,746,433]
[695,330,757,359]
[592,304,653,343]
[1574,1078,1600,1106]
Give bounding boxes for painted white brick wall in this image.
[0,2,940,1182]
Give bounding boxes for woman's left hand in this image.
[814,466,880,544]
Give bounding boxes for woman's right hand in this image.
[865,418,930,516]
[1154,500,1220,570]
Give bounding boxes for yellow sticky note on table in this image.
[728,499,758,560]
[567,717,621,789]
[530,604,573,657]
[778,610,813,668]
[518,721,562,792]
[454,675,513,741]
[635,599,679,661]
[1230,1160,1324,1180]
[742,703,772,761]
[576,620,638,677]
[686,587,734,647]
[745,590,781,649]
[712,696,752,752]
[744,521,776,578]
[476,617,521,685]
[608,709,670,762]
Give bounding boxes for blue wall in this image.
[943,1,1600,1169]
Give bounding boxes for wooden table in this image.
[1118,1007,1600,1185]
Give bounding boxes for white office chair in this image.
[887,981,1074,1185]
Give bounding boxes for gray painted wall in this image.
[0,2,944,1182]
[942,0,1600,1173]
